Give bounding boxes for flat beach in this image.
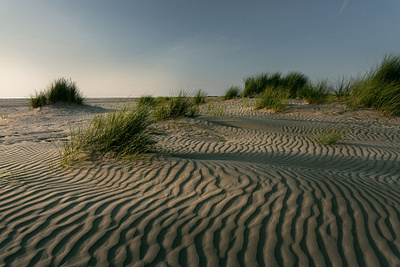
[0,98,399,266]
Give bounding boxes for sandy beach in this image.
[0,98,399,266]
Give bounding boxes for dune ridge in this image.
[0,99,399,266]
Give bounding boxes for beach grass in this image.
[254,86,290,112]
[334,76,354,101]
[1,111,8,119]
[137,95,156,107]
[347,54,400,115]
[193,89,207,105]
[30,78,84,108]
[60,104,152,168]
[243,72,309,98]
[223,86,242,100]
[154,91,198,120]
[243,73,274,97]
[283,72,310,98]
[298,80,332,104]
[207,102,225,116]
[154,96,172,106]
[314,126,347,145]
[47,78,84,105]
[30,91,48,108]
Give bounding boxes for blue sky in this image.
[1,0,399,97]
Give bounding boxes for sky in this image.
[1,0,400,98]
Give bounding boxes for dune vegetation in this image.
[346,54,400,116]
[314,126,347,145]
[243,71,309,98]
[223,86,242,100]
[298,80,332,105]
[30,78,84,108]
[137,95,156,107]
[254,86,290,112]
[60,104,151,168]
[154,91,199,121]
[27,53,400,170]
[193,89,208,105]
[235,54,400,116]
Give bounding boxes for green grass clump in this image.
[314,126,347,145]
[347,54,400,116]
[243,72,309,98]
[193,89,207,105]
[243,73,278,97]
[137,95,156,107]
[370,54,400,84]
[223,86,242,100]
[154,91,198,120]
[298,80,332,104]
[47,78,84,104]
[60,104,151,168]
[1,111,8,119]
[207,102,225,116]
[254,86,290,112]
[283,72,310,98]
[348,80,400,115]
[30,91,47,108]
[154,96,171,105]
[30,78,84,108]
[334,76,354,101]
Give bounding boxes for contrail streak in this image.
[338,0,348,15]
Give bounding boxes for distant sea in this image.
[0,98,136,115]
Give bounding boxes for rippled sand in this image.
[0,98,399,266]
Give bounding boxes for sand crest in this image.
[0,99,399,266]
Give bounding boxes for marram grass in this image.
[254,86,290,113]
[137,95,156,107]
[60,104,152,168]
[314,126,347,145]
[242,71,309,98]
[298,80,332,105]
[193,89,207,105]
[154,91,198,121]
[334,76,354,101]
[30,78,84,108]
[347,54,400,116]
[223,86,241,100]
[30,91,47,108]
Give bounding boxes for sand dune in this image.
[0,99,399,266]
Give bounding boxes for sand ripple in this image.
[0,100,399,266]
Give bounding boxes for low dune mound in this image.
[0,99,399,266]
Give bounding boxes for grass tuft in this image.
[283,72,310,98]
[334,76,354,101]
[1,111,8,119]
[254,86,290,112]
[243,72,309,98]
[60,104,152,168]
[314,126,347,145]
[137,95,156,107]
[47,78,84,105]
[347,54,400,116]
[154,91,198,120]
[193,89,207,105]
[223,86,242,100]
[207,102,225,116]
[30,78,84,108]
[30,91,48,108]
[298,80,332,104]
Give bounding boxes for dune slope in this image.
[0,100,399,266]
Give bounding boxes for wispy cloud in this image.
[338,0,348,15]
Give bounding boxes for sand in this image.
[0,98,399,266]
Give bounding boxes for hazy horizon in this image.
[1,0,399,98]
